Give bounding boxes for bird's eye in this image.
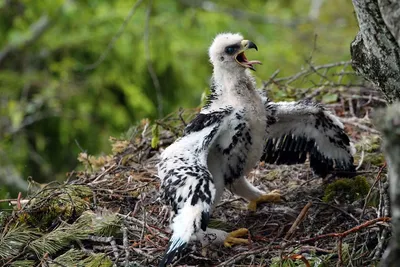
[225,47,235,55]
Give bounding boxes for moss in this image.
[353,134,386,167]
[354,134,381,153]
[323,176,370,203]
[18,185,92,230]
[10,260,37,267]
[363,153,386,166]
[263,169,283,181]
[50,249,113,267]
[0,211,9,227]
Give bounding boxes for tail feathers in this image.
[158,237,187,267]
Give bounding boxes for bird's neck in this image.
[203,68,257,110]
[212,67,254,95]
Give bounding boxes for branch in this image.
[144,0,163,118]
[0,15,50,65]
[84,0,145,70]
[178,0,304,27]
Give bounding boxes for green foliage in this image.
[323,176,370,203]
[354,134,386,167]
[0,0,359,198]
[1,209,119,265]
[19,184,92,230]
[0,223,41,259]
[151,124,159,148]
[10,260,38,267]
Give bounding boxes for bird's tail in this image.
[158,233,188,267]
[158,204,209,267]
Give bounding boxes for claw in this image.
[248,189,281,211]
[223,228,249,247]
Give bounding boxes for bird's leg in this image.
[247,189,281,211]
[193,228,249,248]
[229,176,281,211]
[223,228,249,247]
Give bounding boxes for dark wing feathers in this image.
[183,109,231,135]
[261,100,356,177]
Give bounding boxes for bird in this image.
[157,32,355,266]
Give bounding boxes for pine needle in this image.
[0,223,40,259]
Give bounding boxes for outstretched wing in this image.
[261,100,355,177]
[157,108,231,266]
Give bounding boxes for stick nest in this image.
[0,63,392,266]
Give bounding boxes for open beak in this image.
[235,40,262,71]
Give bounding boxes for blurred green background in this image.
[0,0,357,200]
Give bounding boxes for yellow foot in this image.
[248,189,281,211]
[223,228,249,248]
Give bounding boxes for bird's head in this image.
[209,33,261,72]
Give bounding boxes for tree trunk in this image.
[374,103,400,267]
[351,1,400,266]
[351,0,400,102]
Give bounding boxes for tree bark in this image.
[351,0,400,102]
[375,103,400,267]
[351,1,400,266]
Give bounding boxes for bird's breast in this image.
[209,100,267,185]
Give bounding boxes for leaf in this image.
[322,93,338,104]
[151,124,159,149]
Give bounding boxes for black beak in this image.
[248,41,258,51]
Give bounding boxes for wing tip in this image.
[158,238,187,267]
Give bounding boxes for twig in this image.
[144,0,163,118]
[340,117,380,134]
[0,15,51,64]
[84,0,145,70]
[0,198,17,203]
[132,247,156,260]
[356,149,365,170]
[314,201,360,224]
[216,197,242,208]
[110,238,120,261]
[284,254,311,267]
[292,217,391,245]
[178,108,187,127]
[348,98,356,117]
[360,163,387,219]
[262,69,280,89]
[87,235,113,243]
[123,227,130,267]
[317,215,338,235]
[139,210,147,249]
[273,61,351,85]
[373,176,390,260]
[337,238,343,267]
[89,163,117,185]
[284,202,312,240]
[216,246,271,266]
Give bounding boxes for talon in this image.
[248,189,281,211]
[224,228,249,247]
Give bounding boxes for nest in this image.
[0,69,392,266]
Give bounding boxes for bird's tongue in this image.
[238,52,261,67]
[247,60,262,65]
